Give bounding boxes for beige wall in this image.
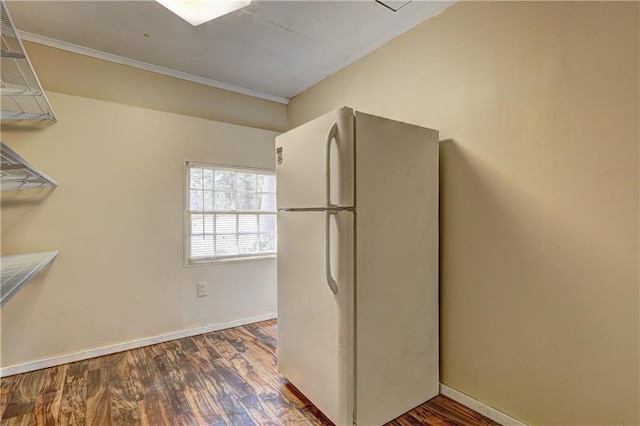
[1,91,279,368]
[289,2,639,425]
[22,42,288,132]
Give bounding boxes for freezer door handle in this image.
[325,210,338,295]
[325,122,338,209]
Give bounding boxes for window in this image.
[186,162,277,263]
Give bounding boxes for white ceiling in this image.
[6,0,453,102]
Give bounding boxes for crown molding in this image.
[18,30,289,105]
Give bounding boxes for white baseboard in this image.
[0,313,277,377]
[440,383,528,426]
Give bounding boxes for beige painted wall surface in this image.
[21,41,288,132]
[289,2,639,425]
[1,91,278,368]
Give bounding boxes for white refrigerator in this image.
[276,107,439,426]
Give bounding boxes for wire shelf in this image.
[1,0,55,122]
[1,142,57,191]
[1,251,58,307]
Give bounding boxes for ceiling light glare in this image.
[156,0,252,26]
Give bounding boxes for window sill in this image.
[184,254,276,268]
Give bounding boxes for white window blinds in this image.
[186,163,277,262]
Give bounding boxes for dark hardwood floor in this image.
[1,320,499,425]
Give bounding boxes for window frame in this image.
[184,161,277,266]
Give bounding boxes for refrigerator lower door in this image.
[277,210,354,425]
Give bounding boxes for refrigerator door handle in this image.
[324,210,338,295]
[325,122,338,209]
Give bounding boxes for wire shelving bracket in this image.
[1,142,57,191]
[1,251,58,307]
[1,0,56,122]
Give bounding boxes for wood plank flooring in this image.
[1,320,500,425]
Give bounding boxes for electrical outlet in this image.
[197,281,208,297]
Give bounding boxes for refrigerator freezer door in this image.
[276,107,354,209]
[277,210,354,425]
